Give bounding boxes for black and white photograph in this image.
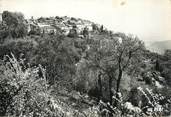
[0,0,171,116]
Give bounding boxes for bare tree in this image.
[85,33,145,105]
[114,33,145,105]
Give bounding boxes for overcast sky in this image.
[0,0,171,42]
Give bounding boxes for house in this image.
[38,23,57,34]
[0,13,2,22]
[27,19,40,33]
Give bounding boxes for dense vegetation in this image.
[0,11,171,117]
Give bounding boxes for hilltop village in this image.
[26,16,102,36]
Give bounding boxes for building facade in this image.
[0,13,2,22]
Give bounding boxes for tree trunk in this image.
[109,75,113,105]
[155,57,160,71]
[98,72,102,101]
[116,69,122,93]
[108,75,114,117]
[114,68,122,106]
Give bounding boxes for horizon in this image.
[0,0,171,43]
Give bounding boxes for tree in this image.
[32,35,81,88]
[85,33,118,103]
[100,25,104,33]
[82,27,89,39]
[164,49,171,60]
[92,23,99,33]
[84,32,145,105]
[0,22,8,42]
[159,49,171,86]
[113,33,145,105]
[155,56,160,71]
[67,25,78,38]
[2,11,27,38]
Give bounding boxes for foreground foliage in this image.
[0,55,170,117]
[0,54,101,117]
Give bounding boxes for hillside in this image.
[0,11,171,117]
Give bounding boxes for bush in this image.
[0,38,38,61]
[159,50,171,86]
[0,54,101,117]
[32,35,80,86]
[68,27,78,38]
[0,54,51,116]
[2,11,28,38]
[0,22,8,42]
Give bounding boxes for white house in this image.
[38,23,57,34]
[0,13,2,22]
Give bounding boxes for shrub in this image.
[0,54,101,117]
[0,54,50,116]
[0,38,38,60]
[2,11,28,38]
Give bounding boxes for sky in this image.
[0,0,171,42]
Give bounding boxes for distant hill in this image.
[147,40,171,54]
